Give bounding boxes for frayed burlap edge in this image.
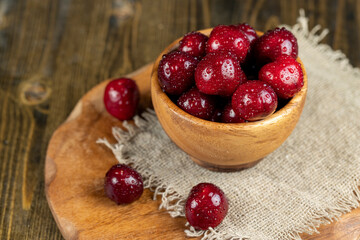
[97,10,360,240]
[97,110,187,219]
[97,109,246,240]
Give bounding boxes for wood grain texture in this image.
[0,0,360,239]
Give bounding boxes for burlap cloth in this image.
[98,10,360,240]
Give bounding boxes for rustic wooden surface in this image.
[46,64,355,240]
[1,0,360,239]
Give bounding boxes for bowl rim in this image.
[151,28,308,131]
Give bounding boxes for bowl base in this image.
[190,156,262,172]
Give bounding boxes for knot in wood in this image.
[20,79,51,105]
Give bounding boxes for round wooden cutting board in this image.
[45,63,360,240]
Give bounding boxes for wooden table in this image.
[1,0,359,239]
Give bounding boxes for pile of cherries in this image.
[102,23,304,231]
[158,24,304,122]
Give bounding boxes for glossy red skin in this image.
[104,78,140,120]
[185,183,229,230]
[157,51,198,95]
[253,27,298,64]
[259,55,304,99]
[236,23,258,45]
[177,87,216,120]
[179,32,209,59]
[104,164,143,204]
[195,52,247,97]
[206,25,250,63]
[232,81,278,121]
[237,23,259,70]
[209,24,235,36]
[221,103,246,123]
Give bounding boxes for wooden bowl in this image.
[151,28,307,171]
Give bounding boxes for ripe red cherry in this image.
[232,81,278,121]
[259,55,304,99]
[185,183,228,230]
[236,23,258,45]
[208,24,234,36]
[221,103,246,123]
[177,87,216,120]
[104,78,139,120]
[104,164,143,204]
[157,51,198,95]
[179,32,209,59]
[253,27,298,63]
[206,25,250,63]
[195,51,247,97]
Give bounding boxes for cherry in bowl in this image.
[151,28,307,171]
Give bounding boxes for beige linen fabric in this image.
[98,10,360,240]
